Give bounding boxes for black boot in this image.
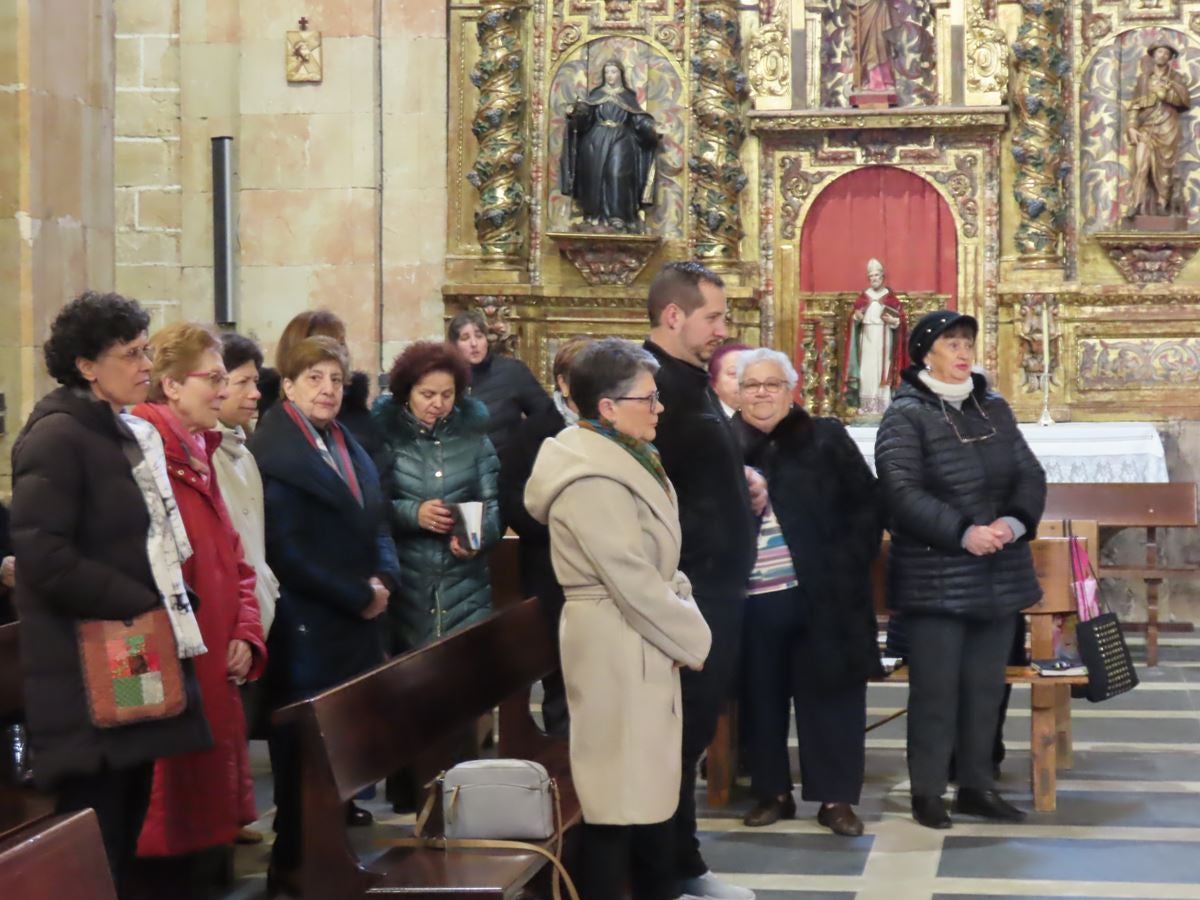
[955,787,1025,821]
[911,795,952,829]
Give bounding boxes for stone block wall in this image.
[0,0,115,489]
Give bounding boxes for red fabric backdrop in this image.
[799,165,958,300]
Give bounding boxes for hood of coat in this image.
[896,367,991,406]
[372,392,490,442]
[524,426,677,534]
[13,386,127,460]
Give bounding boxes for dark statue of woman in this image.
[560,60,659,233]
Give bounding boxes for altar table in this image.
[847,421,1168,483]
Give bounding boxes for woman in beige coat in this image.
[525,339,712,900]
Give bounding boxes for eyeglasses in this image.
[940,396,997,444]
[186,370,230,389]
[741,379,788,395]
[107,343,153,363]
[613,390,660,408]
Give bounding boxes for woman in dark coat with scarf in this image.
[10,292,211,893]
[248,336,401,888]
[875,310,1046,830]
[734,349,882,837]
[373,341,502,651]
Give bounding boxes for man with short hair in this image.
[644,261,763,900]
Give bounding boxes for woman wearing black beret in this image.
[875,310,1046,829]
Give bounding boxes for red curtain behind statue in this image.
[799,165,958,299]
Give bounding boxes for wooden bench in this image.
[0,809,117,900]
[705,536,1088,813]
[274,596,580,899]
[0,621,53,839]
[1045,483,1198,666]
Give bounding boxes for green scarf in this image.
[579,418,670,494]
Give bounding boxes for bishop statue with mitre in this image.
[841,258,907,415]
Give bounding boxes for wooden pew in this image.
[274,596,580,900]
[0,809,117,900]
[705,537,1088,813]
[1045,483,1198,666]
[0,622,53,839]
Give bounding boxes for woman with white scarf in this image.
[875,310,1046,830]
[10,292,211,895]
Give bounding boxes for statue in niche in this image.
[848,0,899,108]
[1125,43,1191,229]
[841,258,907,415]
[560,60,659,233]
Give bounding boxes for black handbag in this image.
[1068,524,1139,703]
[1076,612,1139,702]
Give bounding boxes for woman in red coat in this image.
[131,322,266,871]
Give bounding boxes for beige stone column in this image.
[381,0,450,362]
[0,0,115,489]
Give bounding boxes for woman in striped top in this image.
[734,349,884,837]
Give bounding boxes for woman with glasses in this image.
[875,310,1045,830]
[372,341,502,651]
[525,339,711,900]
[10,294,212,894]
[130,323,268,885]
[734,349,882,835]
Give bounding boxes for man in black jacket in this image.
[643,262,763,900]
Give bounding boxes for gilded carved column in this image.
[467,0,527,261]
[1010,0,1068,266]
[691,0,750,264]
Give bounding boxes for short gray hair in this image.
[736,347,798,390]
[569,338,660,419]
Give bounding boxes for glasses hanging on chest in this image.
[939,395,998,444]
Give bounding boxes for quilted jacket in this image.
[875,369,1047,619]
[373,394,502,649]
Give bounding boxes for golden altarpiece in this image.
[442,0,1200,423]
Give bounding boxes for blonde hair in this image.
[148,322,222,402]
[275,310,347,371]
[281,336,350,382]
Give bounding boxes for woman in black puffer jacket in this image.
[875,310,1045,831]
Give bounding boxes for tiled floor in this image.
[221,634,1200,900]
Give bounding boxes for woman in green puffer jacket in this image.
[373,341,502,650]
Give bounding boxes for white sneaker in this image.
[679,872,755,900]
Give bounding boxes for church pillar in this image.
[468,0,528,267]
[0,0,115,488]
[1011,0,1068,268]
[691,0,750,268]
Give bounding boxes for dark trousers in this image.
[55,762,154,897]
[906,613,1018,797]
[541,668,570,738]
[268,721,303,870]
[578,820,675,900]
[743,587,867,805]
[673,590,743,880]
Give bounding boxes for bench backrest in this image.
[278,595,555,803]
[0,622,20,719]
[1045,483,1198,527]
[0,810,117,900]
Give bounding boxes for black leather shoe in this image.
[911,795,952,829]
[742,793,797,827]
[346,801,374,827]
[817,803,864,837]
[955,787,1025,821]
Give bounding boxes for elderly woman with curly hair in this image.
[10,292,211,892]
[373,341,502,651]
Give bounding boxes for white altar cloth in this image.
[847,421,1168,483]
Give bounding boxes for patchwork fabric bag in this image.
[77,609,187,727]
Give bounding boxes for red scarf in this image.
[282,401,363,505]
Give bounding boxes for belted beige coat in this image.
[524,426,712,825]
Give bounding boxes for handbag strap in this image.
[402,773,577,900]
